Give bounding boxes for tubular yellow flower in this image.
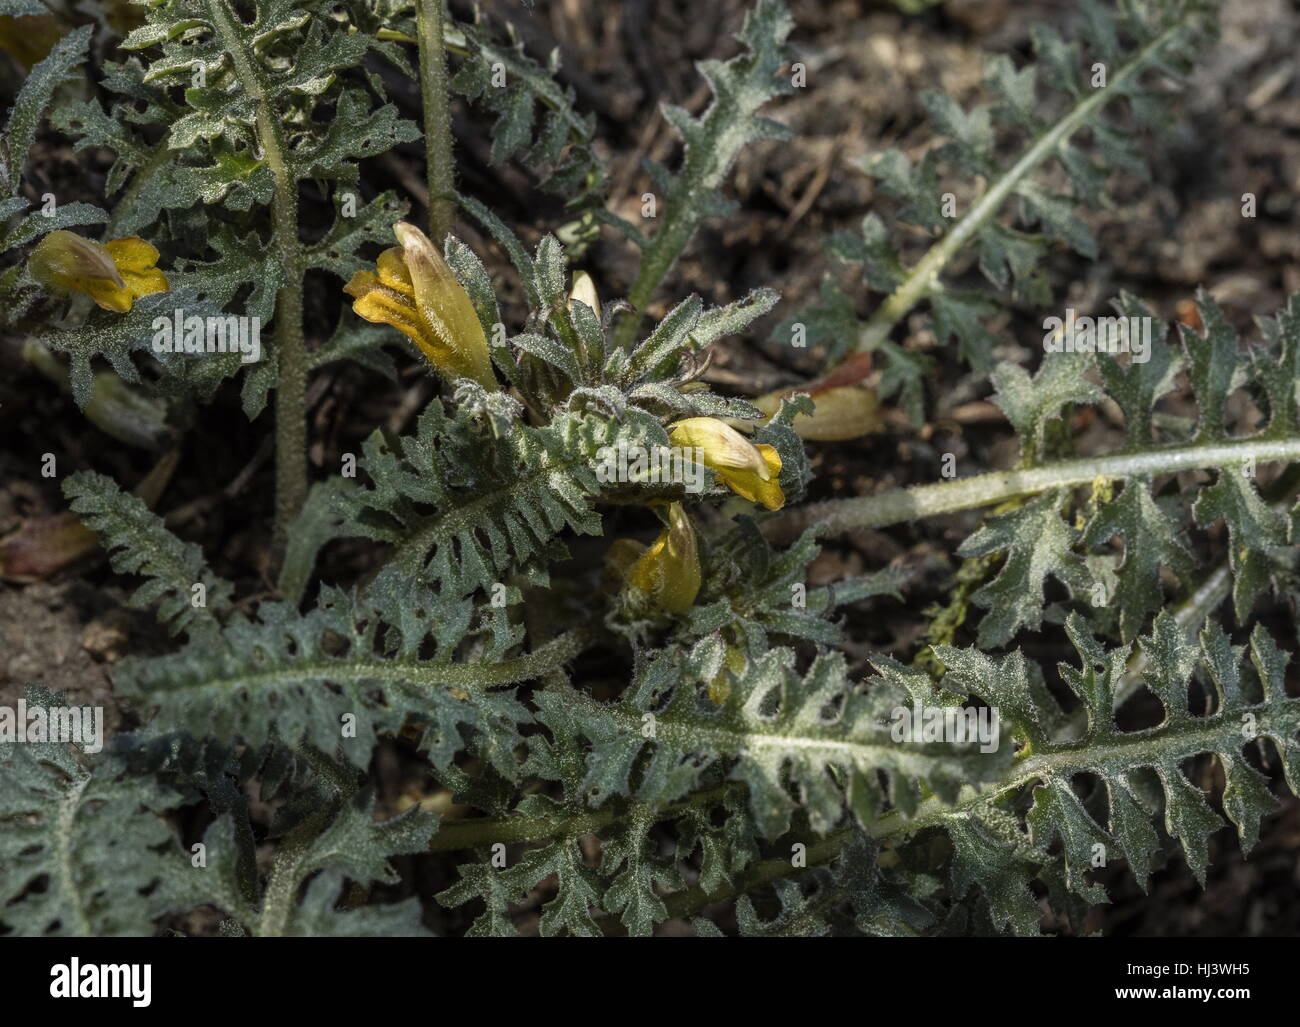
[29,231,169,313]
[344,221,497,390]
[668,416,784,510]
[622,502,701,614]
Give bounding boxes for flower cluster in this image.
[344,220,881,620]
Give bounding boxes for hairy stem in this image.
[255,823,315,937]
[764,434,1300,542]
[429,784,735,853]
[852,21,1187,356]
[415,0,456,243]
[53,771,94,936]
[209,0,306,559]
[150,628,592,712]
[612,202,696,351]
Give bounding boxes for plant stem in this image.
[764,434,1300,542]
[53,771,94,936]
[415,0,456,243]
[851,21,1187,356]
[612,200,695,351]
[255,823,316,937]
[429,783,734,852]
[156,627,592,711]
[271,248,307,560]
[253,745,356,936]
[208,0,307,558]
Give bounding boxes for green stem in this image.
[431,806,617,852]
[151,627,593,709]
[415,0,456,243]
[256,814,328,937]
[54,771,94,936]
[764,434,1300,542]
[254,745,356,936]
[852,21,1187,356]
[612,202,695,351]
[209,0,306,558]
[429,783,734,852]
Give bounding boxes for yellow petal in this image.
[103,237,161,273]
[84,279,134,314]
[102,238,169,308]
[348,277,430,344]
[120,265,169,299]
[669,417,771,477]
[29,231,168,313]
[393,222,496,390]
[343,269,381,301]
[375,246,415,297]
[711,450,785,510]
[347,275,480,383]
[345,224,498,391]
[625,502,701,614]
[103,238,169,304]
[669,417,785,509]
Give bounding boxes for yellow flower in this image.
[668,417,784,510]
[616,502,701,615]
[344,221,497,390]
[29,231,169,313]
